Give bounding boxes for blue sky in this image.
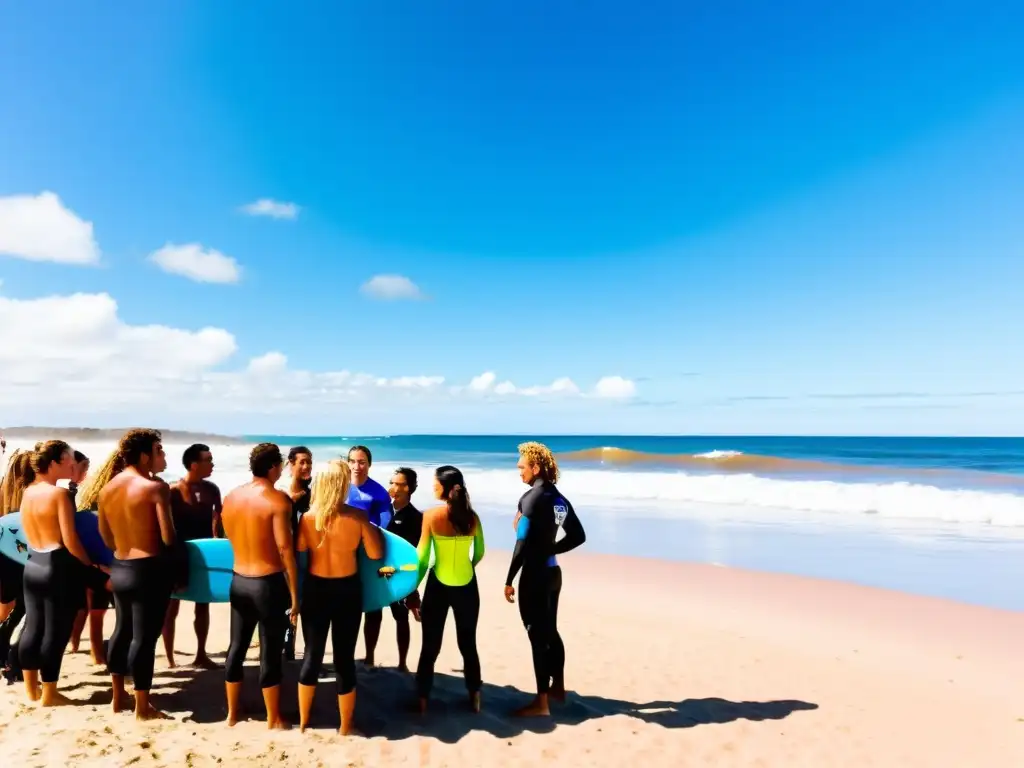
[1,0,1024,435]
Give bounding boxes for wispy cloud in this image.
[359,274,425,301]
[239,199,300,220]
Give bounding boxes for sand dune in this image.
[1,550,1022,766]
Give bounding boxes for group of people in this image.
[0,431,586,734]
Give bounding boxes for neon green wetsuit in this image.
[416,516,485,587]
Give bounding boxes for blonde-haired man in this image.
[504,441,586,717]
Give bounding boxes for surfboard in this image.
[358,527,421,613]
[0,511,113,567]
[172,538,234,603]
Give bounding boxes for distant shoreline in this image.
[0,427,245,445]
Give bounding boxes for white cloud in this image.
[240,199,300,220]
[0,290,637,425]
[469,372,497,391]
[149,243,242,284]
[594,375,637,399]
[0,191,100,265]
[360,274,424,301]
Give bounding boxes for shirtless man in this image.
[97,428,177,720]
[221,442,299,730]
[162,443,221,669]
[17,440,95,706]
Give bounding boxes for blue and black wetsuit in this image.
[505,479,586,694]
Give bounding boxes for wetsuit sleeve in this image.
[552,499,586,555]
[504,498,533,587]
[472,514,485,566]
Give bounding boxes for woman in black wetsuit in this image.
[17,441,101,705]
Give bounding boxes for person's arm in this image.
[211,485,223,538]
[155,482,176,548]
[97,493,115,551]
[361,517,385,560]
[505,498,534,587]
[415,511,433,586]
[57,490,92,567]
[552,499,586,555]
[272,495,299,622]
[471,514,485,566]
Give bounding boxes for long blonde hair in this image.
[77,448,126,512]
[308,459,352,543]
[0,450,35,516]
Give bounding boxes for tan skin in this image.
[412,477,483,714]
[18,448,86,706]
[220,462,299,730]
[506,454,564,716]
[97,442,176,720]
[162,449,221,669]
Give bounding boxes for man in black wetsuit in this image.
[283,445,312,662]
[162,443,222,668]
[504,441,586,717]
[362,467,423,670]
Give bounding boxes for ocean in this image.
[6,433,1024,610]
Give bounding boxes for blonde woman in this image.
[295,459,383,735]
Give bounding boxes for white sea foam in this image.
[7,438,1024,530]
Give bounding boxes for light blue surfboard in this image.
[358,527,420,613]
[172,529,418,610]
[172,538,234,603]
[0,511,113,567]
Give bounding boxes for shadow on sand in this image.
[59,657,818,743]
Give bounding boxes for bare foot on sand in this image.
[549,684,567,703]
[192,654,219,670]
[513,696,550,717]
[136,703,172,721]
[267,718,292,731]
[111,692,135,714]
[40,690,74,707]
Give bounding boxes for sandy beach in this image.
[1,548,1022,767]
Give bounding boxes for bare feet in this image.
[136,703,171,721]
[40,689,74,707]
[362,656,376,668]
[192,654,219,670]
[267,718,291,731]
[25,684,42,702]
[397,662,409,673]
[513,695,550,717]
[165,656,178,669]
[111,691,135,714]
[226,712,241,727]
[90,652,108,667]
[549,684,567,704]
[338,724,363,737]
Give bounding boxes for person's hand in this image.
[504,585,515,604]
[512,511,522,531]
[289,601,300,627]
[406,590,422,621]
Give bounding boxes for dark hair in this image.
[182,443,210,470]
[250,442,284,479]
[118,428,163,468]
[347,445,372,465]
[435,465,474,535]
[287,446,312,463]
[394,466,418,494]
[73,450,88,464]
[31,440,71,475]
